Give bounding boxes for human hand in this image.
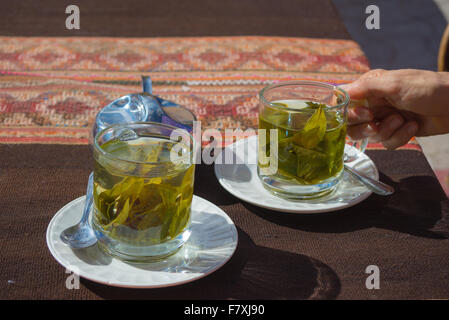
[341,69,449,150]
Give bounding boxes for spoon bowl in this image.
[60,172,97,249]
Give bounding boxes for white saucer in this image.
[46,195,238,288]
[214,135,378,214]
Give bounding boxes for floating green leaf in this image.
[104,198,130,230]
[292,106,327,149]
[305,102,328,110]
[276,138,298,178]
[293,145,328,181]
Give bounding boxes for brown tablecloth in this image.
[0,0,350,39]
[0,144,448,299]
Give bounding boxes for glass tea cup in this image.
[92,122,195,262]
[257,81,367,200]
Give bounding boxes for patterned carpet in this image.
[0,36,418,149]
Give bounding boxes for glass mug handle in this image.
[345,99,369,162]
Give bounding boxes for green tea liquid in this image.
[258,99,346,185]
[93,136,194,248]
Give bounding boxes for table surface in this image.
[0,144,448,299]
[0,0,448,300]
[0,0,350,39]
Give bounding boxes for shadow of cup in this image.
[72,245,113,266]
[81,227,341,299]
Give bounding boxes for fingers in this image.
[348,111,420,149]
[347,104,396,141]
[341,69,425,149]
[370,113,404,142]
[348,104,398,125]
[382,121,419,150]
[347,106,373,125]
[347,105,378,140]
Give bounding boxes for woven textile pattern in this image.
[0,36,419,149]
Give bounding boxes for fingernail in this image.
[362,124,377,136]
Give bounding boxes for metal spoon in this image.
[344,164,394,196]
[60,172,97,248]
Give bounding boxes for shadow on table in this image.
[243,174,449,239]
[194,164,239,206]
[81,227,341,299]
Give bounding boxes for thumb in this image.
[339,81,368,100]
[340,69,393,100]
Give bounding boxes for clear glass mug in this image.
[92,122,195,262]
[257,81,367,200]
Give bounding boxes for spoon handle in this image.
[80,172,94,225]
[344,165,394,196]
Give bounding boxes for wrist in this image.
[432,72,449,116]
[419,115,449,136]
